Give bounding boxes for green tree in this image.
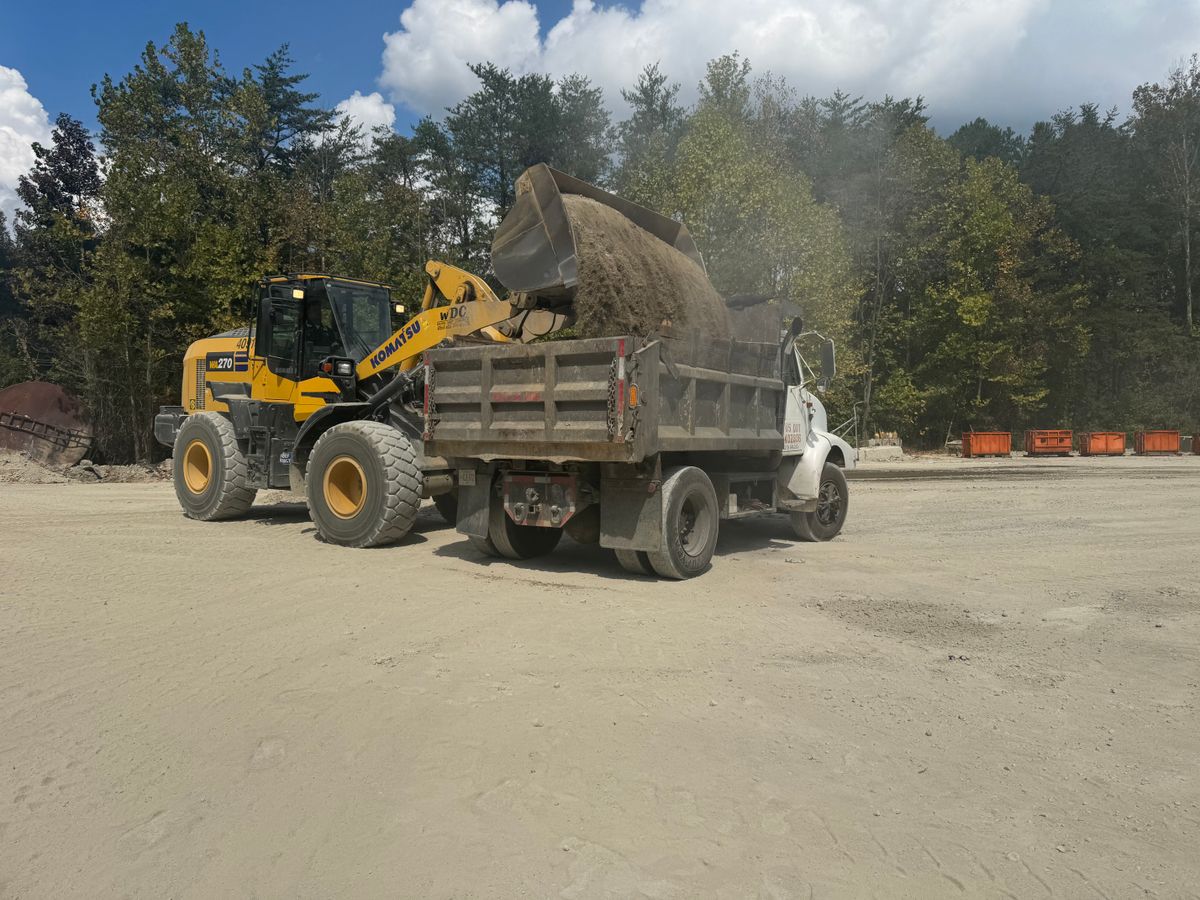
[9,114,102,384]
[444,63,558,213]
[613,63,686,207]
[907,157,1088,432]
[947,117,1026,166]
[1131,56,1200,331]
[554,74,612,185]
[0,212,29,388]
[413,116,490,268]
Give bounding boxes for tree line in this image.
[1,23,1197,460]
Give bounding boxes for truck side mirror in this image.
[819,338,836,390]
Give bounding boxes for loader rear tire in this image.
[173,412,256,521]
[789,462,848,542]
[306,420,421,548]
[646,466,719,579]
[486,488,562,560]
[614,548,655,576]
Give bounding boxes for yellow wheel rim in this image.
[323,455,367,519]
[182,439,212,494]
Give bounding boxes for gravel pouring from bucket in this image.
[491,164,730,338]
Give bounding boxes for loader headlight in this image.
[335,361,353,376]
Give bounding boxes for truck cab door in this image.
[781,339,811,456]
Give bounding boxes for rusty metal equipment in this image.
[1024,429,1073,456]
[1134,430,1181,455]
[961,431,1011,458]
[0,381,92,466]
[1078,431,1126,456]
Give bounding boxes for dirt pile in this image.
[565,195,731,339]
[0,450,69,484]
[0,449,169,484]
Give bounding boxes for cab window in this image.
[302,290,346,375]
[265,301,301,377]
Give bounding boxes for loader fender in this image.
[293,402,372,459]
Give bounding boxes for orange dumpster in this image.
[1134,430,1180,455]
[1078,432,1125,456]
[1024,429,1072,456]
[962,431,1011,458]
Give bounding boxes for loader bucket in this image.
[491,164,706,301]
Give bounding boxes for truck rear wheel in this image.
[614,548,655,576]
[790,462,848,542]
[173,412,256,520]
[306,420,421,547]
[486,487,563,559]
[432,490,458,526]
[647,466,719,579]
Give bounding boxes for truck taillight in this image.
[628,384,639,407]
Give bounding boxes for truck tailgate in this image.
[424,334,784,463]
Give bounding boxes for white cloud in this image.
[0,65,53,227]
[381,0,541,114]
[377,0,1200,131]
[336,90,397,148]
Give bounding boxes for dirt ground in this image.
[2,456,1198,899]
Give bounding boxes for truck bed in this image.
[423,333,785,463]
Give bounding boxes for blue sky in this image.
[0,0,573,134]
[3,0,1199,223]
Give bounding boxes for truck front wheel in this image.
[306,420,421,547]
[647,466,719,579]
[790,462,848,542]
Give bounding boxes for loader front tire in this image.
[306,420,421,547]
[173,412,256,521]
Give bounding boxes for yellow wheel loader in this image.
[154,260,569,546]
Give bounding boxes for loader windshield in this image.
[325,282,393,363]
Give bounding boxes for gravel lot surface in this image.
[2,456,1198,898]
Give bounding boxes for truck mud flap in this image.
[456,468,491,539]
[599,477,663,552]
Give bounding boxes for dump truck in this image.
[422,165,855,579]
[424,320,854,579]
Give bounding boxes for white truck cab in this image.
[776,321,857,541]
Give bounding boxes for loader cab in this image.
[255,275,394,379]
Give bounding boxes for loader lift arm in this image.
[355,261,519,381]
